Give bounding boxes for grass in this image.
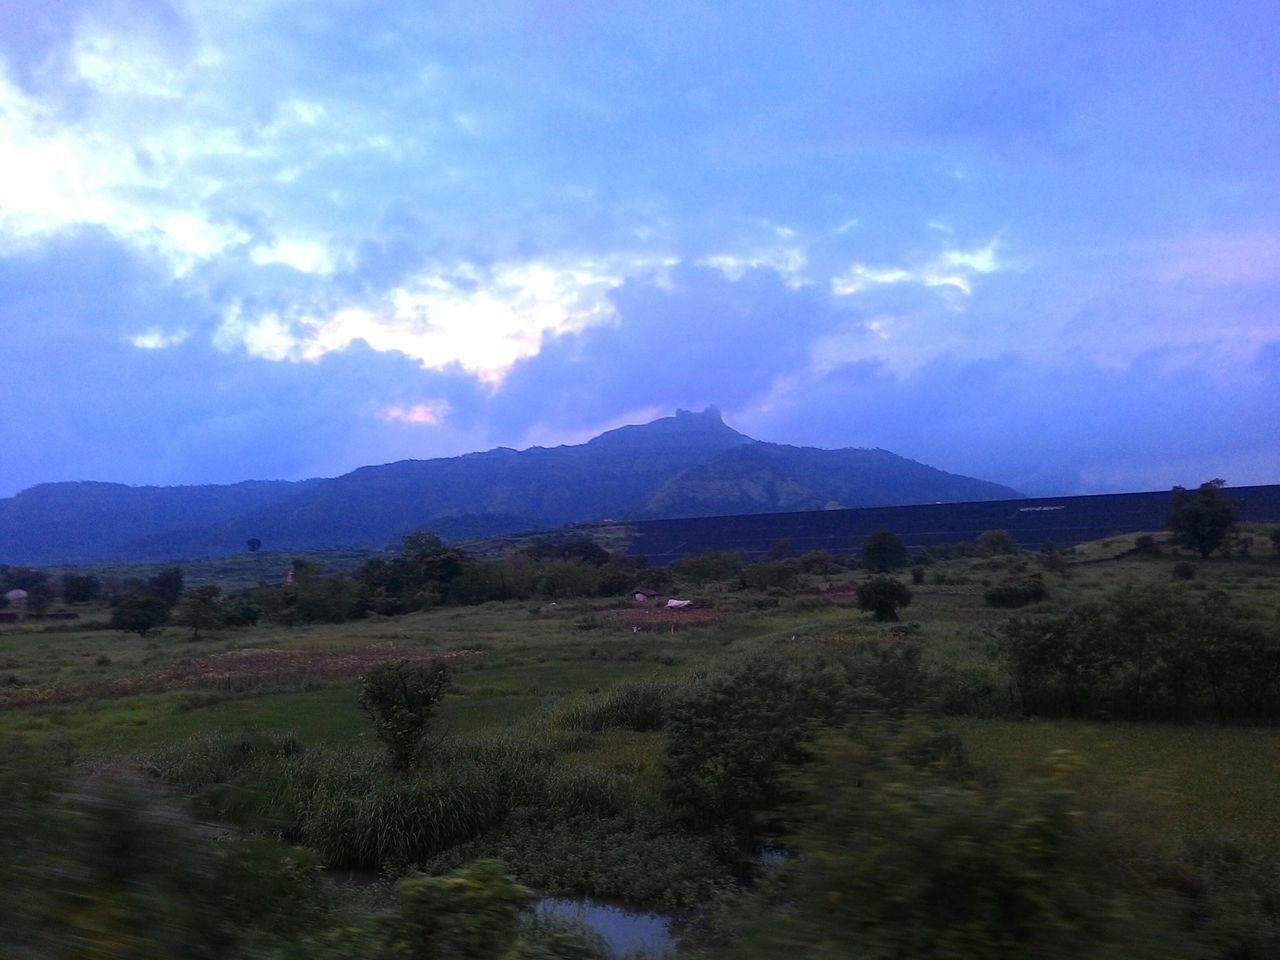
[954,717,1280,848]
[5,538,1280,858]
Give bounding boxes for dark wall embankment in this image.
[622,485,1280,565]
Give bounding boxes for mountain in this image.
[0,479,319,565]
[641,444,1018,518]
[0,408,1020,564]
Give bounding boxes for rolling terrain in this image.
[0,408,1018,564]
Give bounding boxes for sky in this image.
[2,0,1278,499]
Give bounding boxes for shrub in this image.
[862,529,908,572]
[1173,561,1197,580]
[1167,479,1240,558]
[662,657,846,844]
[1183,833,1280,960]
[856,576,913,621]
[750,730,1149,960]
[543,678,678,734]
[977,528,1019,555]
[983,575,1049,609]
[384,860,533,959]
[359,660,451,770]
[1133,535,1162,556]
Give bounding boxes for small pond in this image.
[534,898,677,958]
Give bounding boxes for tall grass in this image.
[150,729,639,869]
[539,677,685,734]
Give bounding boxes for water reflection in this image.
[534,897,676,958]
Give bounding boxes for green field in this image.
[4,526,1280,957]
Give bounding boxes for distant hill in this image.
[0,408,1020,564]
[0,479,319,565]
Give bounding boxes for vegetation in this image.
[856,575,913,620]
[861,528,908,572]
[1167,479,1241,558]
[3,517,1280,958]
[359,660,452,770]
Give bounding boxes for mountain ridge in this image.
[0,408,1020,564]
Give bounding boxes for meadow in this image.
[2,524,1279,958]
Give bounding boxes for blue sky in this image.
[2,0,1278,498]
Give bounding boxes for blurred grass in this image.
[955,717,1280,848]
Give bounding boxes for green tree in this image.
[862,529,908,572]
[799,549,836,575]
[148,567,185,610]
[857,576,913,621]
[978,528,1018,555]
[25,581,54,614]
[1166,479,1240,558]
[358,660,451,770]
[175,585,223,641]
[61,573,101,604]
[110,591,170,637]
[662,657,835,850]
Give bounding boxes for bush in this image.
[662,657,848,845]
[856,576,913,621]
[744,729,1154,960]
[994,586,1280,722]
[542,678,679,734]
[1183,833,1280,960]
[983,575,1049,609]
[862,529,908,572]
[977,529,1019,555]
[1133,535,1162,556]
[359,661,451,770]
[1173,561,1197,580]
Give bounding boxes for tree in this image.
[61,573,101,604]
[175,585,223,641]
[147,567,185,610]
[358,660,450,770]
[862,529,907,573]
[110,591,170,637]
[800,549,836,575]
[856,576,913,621]
[977,529,1018,556]
[662,657,835,849]
[25,582,54,614]
[1166,479,1240,558]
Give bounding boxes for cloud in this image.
[739,344,1280,495]
[211,254,657,382]
[1156,231,1280,288]
[2,1,1278,502]
[379,402,450,426]
[832,238,1003,298]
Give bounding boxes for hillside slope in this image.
[0,408,1019,563]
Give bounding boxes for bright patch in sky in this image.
[1,0,1278,497]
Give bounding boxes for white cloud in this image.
[831,237,1004,298]
[380,401,450,426]
[130,328,190,350]
[701,247,808,286]
[250,239,334,274]
[71,21,187,99]
[214,255,658,382]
